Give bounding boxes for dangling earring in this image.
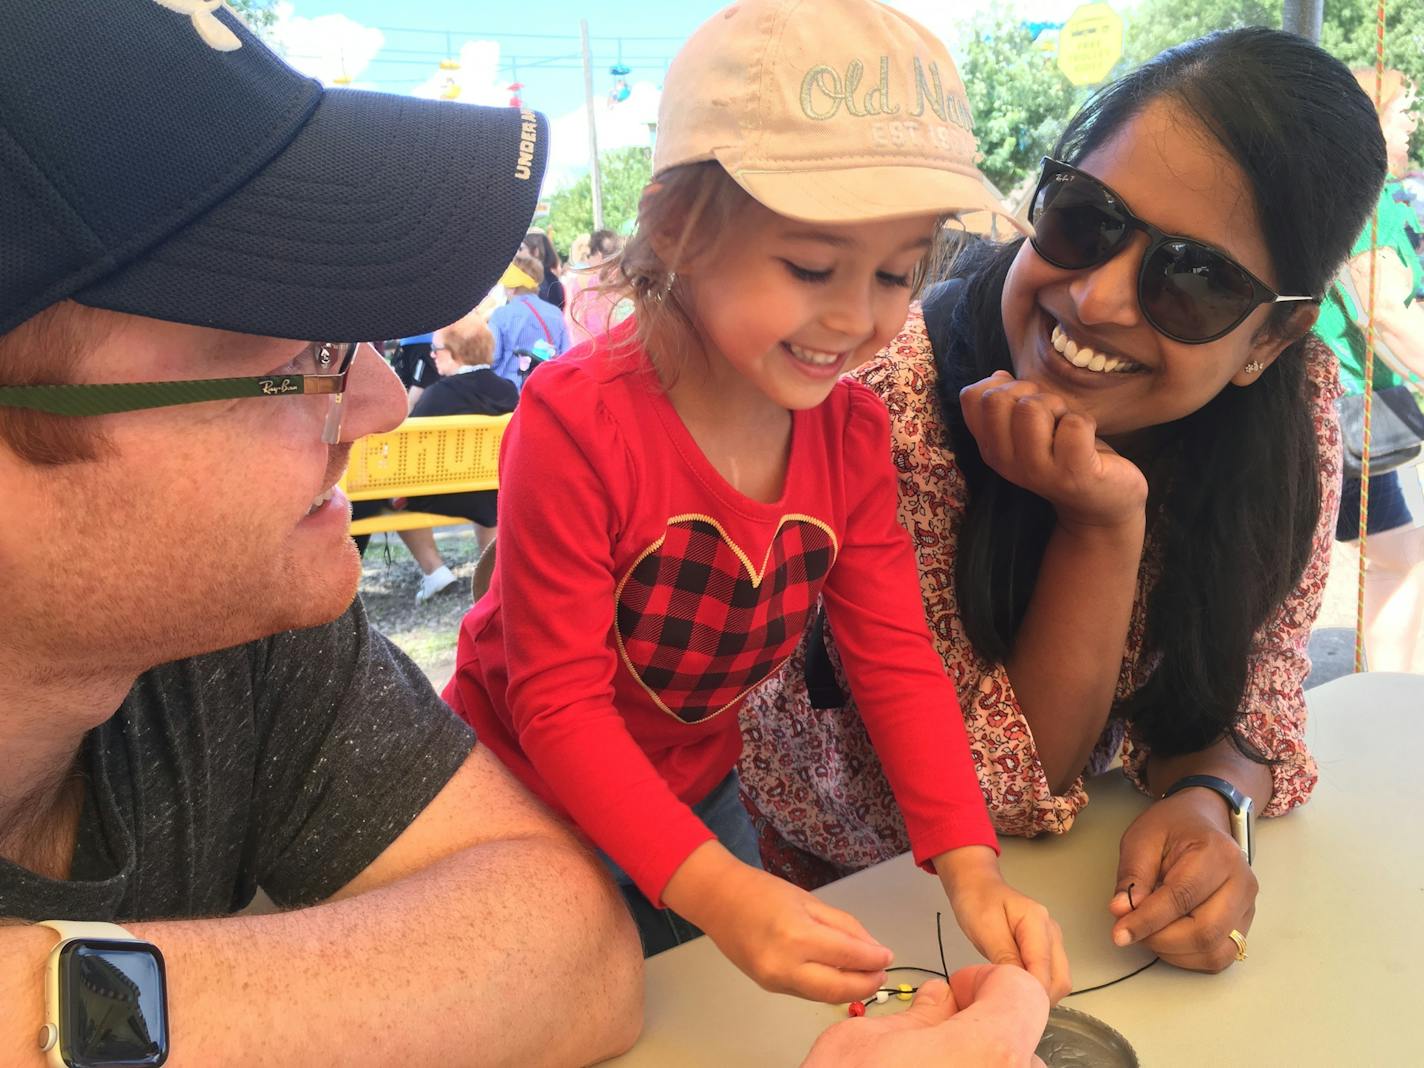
[1243,360,1264,375]
[654,271,677,302]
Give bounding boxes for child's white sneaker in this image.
[415,565,457,604]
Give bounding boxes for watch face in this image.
[58,940,168,1067]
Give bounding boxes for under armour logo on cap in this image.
[151,0,243,52]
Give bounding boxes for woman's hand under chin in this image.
[1106,789,1258,972]
[958,371,1148,532]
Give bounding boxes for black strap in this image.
[804,610,843,709]
[1161,774,1246,812]
[802,282,968,710]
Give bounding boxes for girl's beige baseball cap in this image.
[653,0,1004,224]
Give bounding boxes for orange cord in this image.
[1353,0,1389,673]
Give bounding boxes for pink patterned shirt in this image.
[739,313,1341,879]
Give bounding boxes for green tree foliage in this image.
[227,0,278,36]
[1122,0,1421,166]
[544,147,653,257]
[959,11,1079,196]
[1123,0,1278,66]
[1321,0,1424,166]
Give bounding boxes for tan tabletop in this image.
[611,671,1424,1066]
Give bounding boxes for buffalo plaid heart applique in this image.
[615,515,837,723]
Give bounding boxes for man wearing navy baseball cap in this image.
[0,3,641,1065]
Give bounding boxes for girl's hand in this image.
[937,846,1071,1003]
[959,371,1148,531]
[665,843,894,1003]
[1107,789,1258,972]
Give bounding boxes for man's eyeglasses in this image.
[0,341,360,444]
[1028,158,1317,344]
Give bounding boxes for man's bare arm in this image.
[1,746,644,1067]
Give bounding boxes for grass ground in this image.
[360,526,482,690]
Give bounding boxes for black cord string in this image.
[854,888,1160,1010]
[885,966,948,978]
[936,910,949,983]
[1064,882,1160,998]
[1064,956,1160,996]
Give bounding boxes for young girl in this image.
[739,29,1387,976]
[445,0,1068,1004]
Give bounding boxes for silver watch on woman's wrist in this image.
[1162,774,1254,865]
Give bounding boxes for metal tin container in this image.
[1035,1005,1140,1067]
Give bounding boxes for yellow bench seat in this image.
[341,413,512,537]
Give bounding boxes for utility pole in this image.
[1282,0,1323,42]
[580,19,604,230]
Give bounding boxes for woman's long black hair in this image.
[940,28,1386,759]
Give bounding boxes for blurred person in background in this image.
[566,228,631,347]
[354,312,517,602]
[565,232,594,275]
[404,311,518,599]
[523,229,566,309]
[488,251,569,387]
[1316,67,1424,673]
[388,332,440,409]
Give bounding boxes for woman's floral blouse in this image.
[739,313,1342,885]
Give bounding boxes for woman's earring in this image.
[655,271,677,301]
[1243,360,1264,375]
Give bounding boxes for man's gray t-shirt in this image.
[0,599,474,920]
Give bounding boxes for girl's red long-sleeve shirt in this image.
[444,325,997,904]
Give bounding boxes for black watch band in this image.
[1162,774,1245,811]
[1162,774,1254,865]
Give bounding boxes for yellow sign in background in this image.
[1056,3,1124,87]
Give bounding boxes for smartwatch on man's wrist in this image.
[1162,774,1254,865]
[37,920,169,1068]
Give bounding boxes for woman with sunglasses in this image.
[738,27,1386,974]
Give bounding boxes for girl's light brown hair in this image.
[600,162,748,373]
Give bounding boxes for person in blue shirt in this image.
[488,252,569,387]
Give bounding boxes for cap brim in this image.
[726,160,1021,231]
[74,90,547,342]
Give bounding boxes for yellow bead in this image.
[897,983,913,1001]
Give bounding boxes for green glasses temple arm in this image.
[0,374,342,417]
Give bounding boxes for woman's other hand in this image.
[1107,789,1257,971]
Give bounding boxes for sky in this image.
[271,0,1090,190]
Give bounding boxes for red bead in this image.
[848,1001,866,1017]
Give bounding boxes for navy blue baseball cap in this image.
[0,0,549,342]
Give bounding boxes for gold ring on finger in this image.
[1227,929,1248,962]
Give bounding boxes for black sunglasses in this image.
[1028,158,1317,344]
